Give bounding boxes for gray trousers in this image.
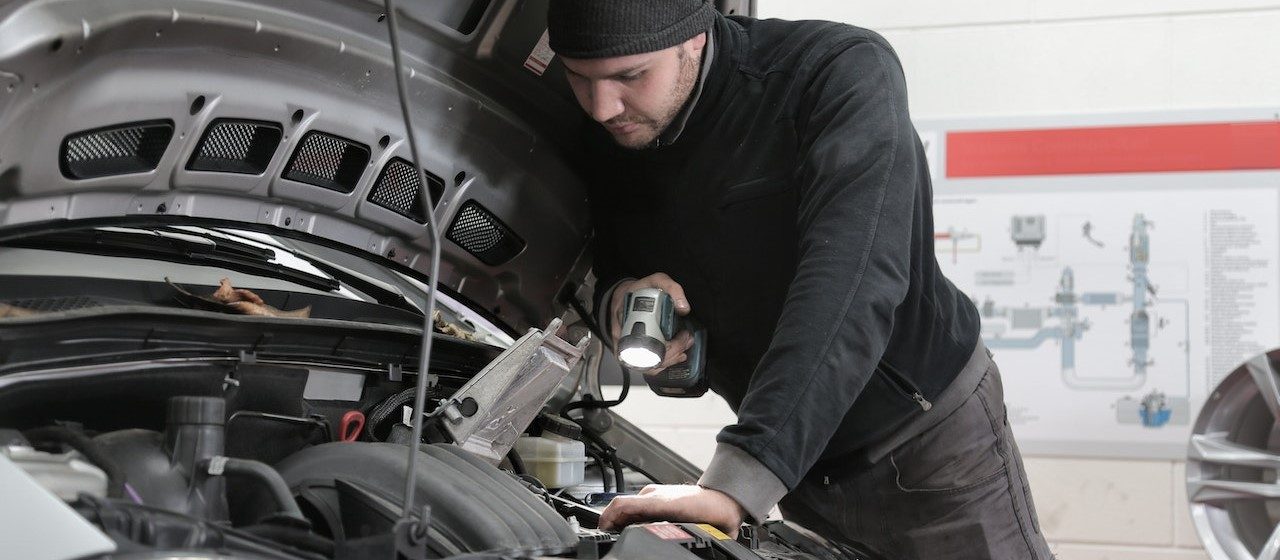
[779,360,1053,560]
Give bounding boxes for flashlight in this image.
[617,287,708,398]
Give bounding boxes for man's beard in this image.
[608,47,701,150]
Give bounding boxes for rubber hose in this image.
[200,456,306,524]
[24,425,125,499]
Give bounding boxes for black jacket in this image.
[582,14,980,490]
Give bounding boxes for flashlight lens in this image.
[619,347,662,369]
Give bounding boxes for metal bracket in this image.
[436,318,588,464]
[391,506,432,560]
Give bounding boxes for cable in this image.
[617,457,661,485]
[561,372,630,415]
[384,0,444,523]
[585,449,611,493]
[605,448,625,493]
[505,448,527,476]
[558,285,632,415]
[561,286,608,352]
[367,386,442,441]
[573,420,625,493]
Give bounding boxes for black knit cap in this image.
[547,0,717,59]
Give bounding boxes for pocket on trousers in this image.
[888,394,1006,494]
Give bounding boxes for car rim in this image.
[1188,349,1280,560]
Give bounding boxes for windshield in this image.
[0,224,512,348]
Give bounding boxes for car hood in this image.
[0,0,592,332]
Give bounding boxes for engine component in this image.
[71,494,324,560]
[94,396,229,522]
[436,317,588,464]
[22,425,126,499]
[277,441,577,557]
[602,522,760,559]
[201,455,308,527]
[1,444,108,501]
[0,452,117,560]
[226,410,331,465]
[514,430,587,489]
[759,520,885,559]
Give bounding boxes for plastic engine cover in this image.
[275,442,576,556]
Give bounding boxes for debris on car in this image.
[167,277,313,319]
[0,302,38,318]
[433,309,478,341]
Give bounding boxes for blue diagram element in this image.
[1138,390,1172,427]
[1140,408,1172,427]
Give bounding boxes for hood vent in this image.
[60,120,174,179]
[368,157,444,223]
[187,119,283,174]
[446,200,525,266]
[282,131,369,193]
[2,296,105,313]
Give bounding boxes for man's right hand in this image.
[610,273,695,374]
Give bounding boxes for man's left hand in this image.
[598,484,746,538]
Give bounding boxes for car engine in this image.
[0,310,867,560]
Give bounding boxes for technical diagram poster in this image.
[920,110,1280,458]
[933,190,1278,457]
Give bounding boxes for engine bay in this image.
[0,308,861,560]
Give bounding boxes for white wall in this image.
[616,2,1280,558]
[760,0,1280,120]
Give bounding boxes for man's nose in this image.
[588,82,625,123]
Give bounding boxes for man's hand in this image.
[610,273,695,373]
[598,484,746,538]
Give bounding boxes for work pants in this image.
[779,359,1054,560]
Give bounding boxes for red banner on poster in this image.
[946,121,1280,178]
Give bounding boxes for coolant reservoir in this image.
[2,446,108,500]
[515,417,587,489]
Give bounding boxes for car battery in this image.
[603,522,758,559]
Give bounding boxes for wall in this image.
[616,2,1280,558]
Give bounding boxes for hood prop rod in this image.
[384,0,444,555]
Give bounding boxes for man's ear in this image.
[686,32,707,57]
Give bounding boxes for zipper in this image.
[878,361,933,412]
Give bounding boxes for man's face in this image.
[561,34,706,149]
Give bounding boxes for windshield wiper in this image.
[192,229,423,315]
[4,227,341,293]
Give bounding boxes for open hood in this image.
[0,0,593,332]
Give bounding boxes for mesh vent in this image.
[187,119,283,174]
[282,131,370,193]
[446,200,525,266]
[60,120,174,179]
[3,296,104,313]
[368,158,445,223]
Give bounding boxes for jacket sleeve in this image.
[708,40,918,492]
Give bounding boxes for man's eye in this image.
[618,72,643,82]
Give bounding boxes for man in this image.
[547,1,1052,558]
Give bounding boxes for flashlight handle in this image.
[646,321,708,398]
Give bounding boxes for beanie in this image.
[547,0,717,59]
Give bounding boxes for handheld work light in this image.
[616,287,708,398]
